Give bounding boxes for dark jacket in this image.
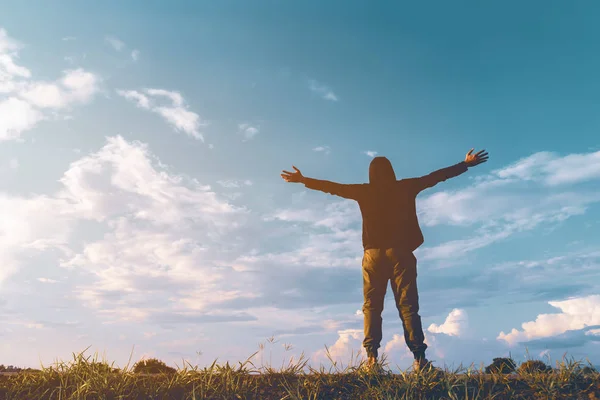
[303,161,468,251]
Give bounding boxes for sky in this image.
[1,0,600,372]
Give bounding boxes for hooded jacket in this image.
[303,157,468,251]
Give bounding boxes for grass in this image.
[1,344,599,400]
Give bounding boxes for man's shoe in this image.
[412,358,432,372]
[361,355,383,373]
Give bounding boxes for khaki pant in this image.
[362,248,427,358]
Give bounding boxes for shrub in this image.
[485,357,516,374]
[86,361,121,374]
[518,360,552,374]
[580,366,597,375]
[0,365,22,372]
[132,358,176,374]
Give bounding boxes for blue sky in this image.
[1,1,600,371]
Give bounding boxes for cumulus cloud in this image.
[19,69,99,109]
[312,329,365,366]
[364,150,377,158]
[308,79,338,101]
[0,28,100,140]
[131,49,140,61]
[0,98,43,141]
[0,135,252,330]
[117,88,205,140]
[0,193,75,283]
[497,295,600,346]
[428,308,468,337]
[519,325,600,350]
[238,123,259,140]
[382,333,413,359]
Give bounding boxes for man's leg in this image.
[388,248,427,361]
[362,248,389,359]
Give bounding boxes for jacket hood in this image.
[369,156,397,185]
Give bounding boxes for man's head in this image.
[369,156,397,185]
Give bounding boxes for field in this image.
[1,347,599,399]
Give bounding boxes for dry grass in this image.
[1,344,599,399]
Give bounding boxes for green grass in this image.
[1,345,599,400]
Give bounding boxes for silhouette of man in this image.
[281,148,489,371]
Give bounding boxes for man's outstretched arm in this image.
[408,148,489,193]
[281,166,363,200]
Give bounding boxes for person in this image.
[281,148,489,372]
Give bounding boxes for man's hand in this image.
[464,148,489,167]
[281,166,305,183]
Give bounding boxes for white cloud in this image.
[19,69,99,109]
[312,329,365,366]
[416,202,590,262]
[428,308,468,337]
[364,150,377,158]
[154,107,203,140]
[308,79,338,101]
[0,192,75,284]
[492,150,600,186]
[497,295,600,346]
[313,146,330,155]
[116,90,150,109]
[233,201,363,277]
[217,179,253,188]
[105,36,125,52]
[0,135,247,306]
[55,136,251,323]
[383,333,412,357]
[267,202,360,231]
[37,278,58,284]
[62,36,76,41]
[117,88,205,140]
[407,149,600,262]
[145,88,184,107]
[238,123,259,140]
[0,29,100,140]
[57,136,239,223]
[322,319,341,331]
[0,98,44,141]
[131,49,140,61]
[60,69,98,104]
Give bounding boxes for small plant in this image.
[485,357,516,374]
[2,346,600,399]
[518,359,552,374]
[132,357,177,374]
